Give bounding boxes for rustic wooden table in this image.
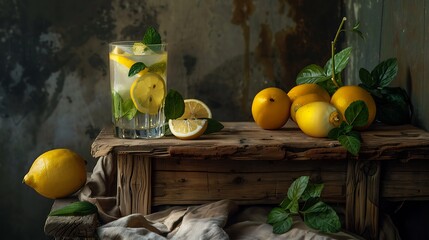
[91,121,429,240]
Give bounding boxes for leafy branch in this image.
[359,58,412,125]
[296,18,362,95]
[328,101,369,156]
[267,176,341,234]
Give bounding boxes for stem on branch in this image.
[331,17,347,88]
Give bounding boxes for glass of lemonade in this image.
[109,41,167,139]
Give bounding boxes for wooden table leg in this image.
[117,153,152,216]
[346,159,380,240]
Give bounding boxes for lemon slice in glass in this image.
[109,52,149,77]
[130,73,166,114]
[168,119,208,140]
[178,99,212,119]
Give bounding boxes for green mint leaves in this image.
[143,26,161,45]
[267,176,341,234]
[328,101,368,156]
[165,89,185,120]
[113,91,137,121]
[359,58,412,125]
[164,89,224,135]
[128,26,163,77]
[48,201,97,216]
[128,62,147,77]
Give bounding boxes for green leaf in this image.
[267,207,290,224]
[112,92,137,120]
[203,118,224,134]
[371,58,398,88]
[113,91,123,120]
[359,68,376,88]
[272,216,293,234]
[296,64,330,85]
[49,201,97,216]
[280,196,292,209]
[374,87,412,125]
[304,205,341,233]
[352,22,364,39]
[301,183,324,201]
[164,89,185,120]
[338,134,361,156]
[344,100,369,127]
[324,47,352,76]
[123,99,138,120]
[302,201,329,214]
[286,176,309,213]
[143,26,162,45]
[317,80,338,95]
[129,62,146,77]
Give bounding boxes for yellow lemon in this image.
[252,87,291,130]
[290,93,330,122]
[178,99,212,119]
[287,83,330,103]
[169,119,208,140]
[130,73,166,114]
[295,101,342,138]
[23,149,87,199]
[330,85,376,130]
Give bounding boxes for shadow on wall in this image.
[0,0,342,239]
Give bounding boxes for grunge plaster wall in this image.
[0,0,342,239]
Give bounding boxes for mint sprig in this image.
[328,100,368,156]
[267,176,341,234]
[143,26,161,45]
[128,26,163,77]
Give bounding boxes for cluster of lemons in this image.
[251,84,376,137]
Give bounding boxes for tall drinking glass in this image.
[109,41,167,139]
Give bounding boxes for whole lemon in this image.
[252,87,291,129]
[295,101,342,138]
[287,83,330,103]
[330,85,376,130]
[290,93,330,122]
[23,149,87,199]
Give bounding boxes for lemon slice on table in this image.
[168,119,208,140]
[178,99,212,119]
[130,73,166,114]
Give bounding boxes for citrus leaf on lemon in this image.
[130,73,166,114]
[168,119,208,140]
[165,89,185,120]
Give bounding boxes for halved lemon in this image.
[178,99,212,119]
[168,119,208,140]
[130,73,166,114]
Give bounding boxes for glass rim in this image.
[109,41,167,46]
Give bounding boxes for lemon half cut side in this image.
[168,119,208,140]
[179,99,212,119]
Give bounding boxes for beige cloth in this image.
[78,155,368,239]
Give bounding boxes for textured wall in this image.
[0,0,341,238]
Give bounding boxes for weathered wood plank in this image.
[381,159,429,200]
[117,154,151,216]
[346,159,380,240]
[151,160,347,206]
[91,122,429,162]
[44,198,99,239]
